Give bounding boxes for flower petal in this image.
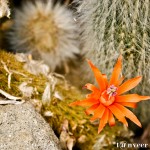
[86,93,100,99]
[69,98,99,107]
[116,76,125,86]
[114,103,142,127]
[108,105,128,127]
[118,102,137,108]
[102,74,108,87]
[85,103,99,115]
[84,83,99,92]
[115,94,150,102]
[109,55,122,86]
[117,76,142,95]
[108,109,115,126]
[85,83,101,99]
[87,60,106,92]
[90,104,105,121]
[98,108,109,133]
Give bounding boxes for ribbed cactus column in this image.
[76,0,150,129]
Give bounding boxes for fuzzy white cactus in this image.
[8,0,79,71]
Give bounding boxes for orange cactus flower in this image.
[69,55,150,134]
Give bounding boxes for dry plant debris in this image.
[0,0,10,18]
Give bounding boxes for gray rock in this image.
[0,102,61,150]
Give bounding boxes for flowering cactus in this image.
[76,0,150,95]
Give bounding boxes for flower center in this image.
[106,85,118,97]
[99,85,117,106]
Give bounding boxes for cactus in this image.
[76,0,150,94]
[75,0,150,130]
[0,50,133,150]
[8,0,79,71]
